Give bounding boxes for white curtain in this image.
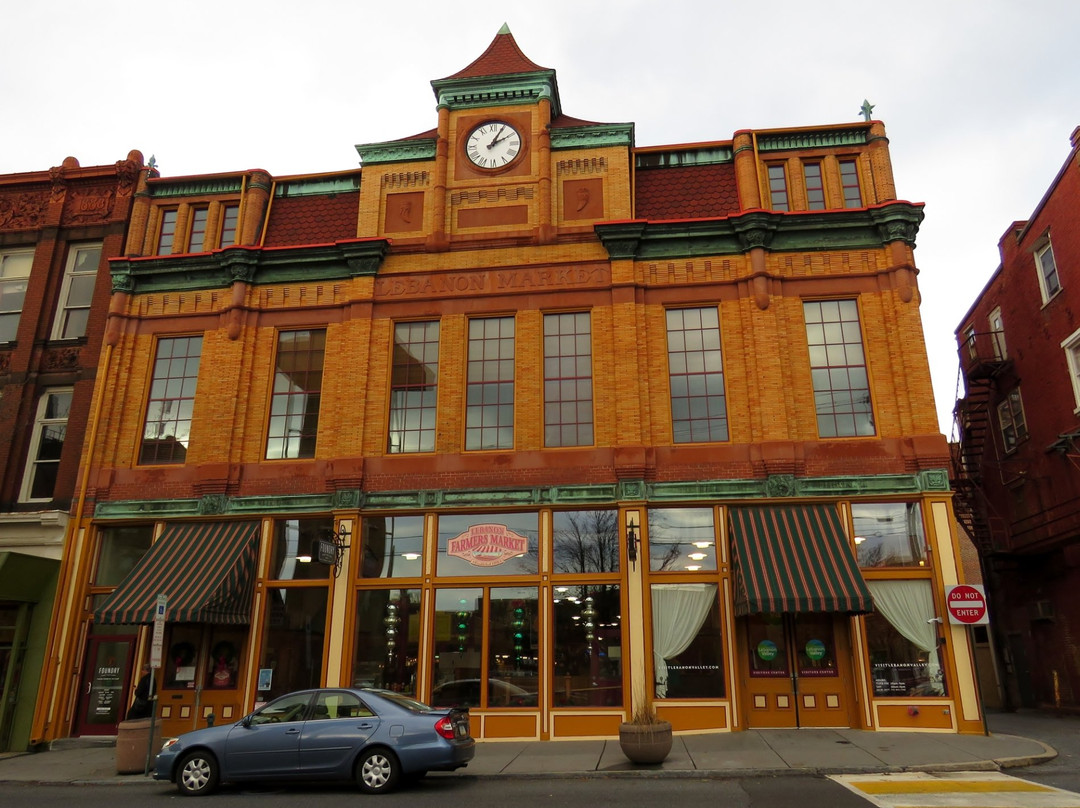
[866,579,943,693]
[651,583,716,698]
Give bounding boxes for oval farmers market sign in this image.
[448,524,529,567]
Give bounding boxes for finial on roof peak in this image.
[498,23,511,35]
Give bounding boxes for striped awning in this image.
[729,505,874,616]
[94,521,260,625]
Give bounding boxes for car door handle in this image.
[358,723,375,730]
[285,728,301,735]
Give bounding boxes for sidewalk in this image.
[0,717,1056,787]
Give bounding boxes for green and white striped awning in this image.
[729,505,874,616]
[94,521,260,625]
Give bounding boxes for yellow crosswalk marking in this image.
[830,772,1080,808]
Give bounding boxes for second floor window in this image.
[188,207,209,253]
[804,299,875,438]
[388,321,439,453]
[666,307,728,443]
[997,388,1029,452]
[803,163,825,210]
[157,210,178,255]
[839,160,862,207]
[0,248,34,343]
[466,317,514,451]
[1036,241,1061,302]
[544,312,594,447]
[767,164,789,211]
[53,243,102,340]
[266,329,326,460]
[140,336,203,465]
[21,389,72,502]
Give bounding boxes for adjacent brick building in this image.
[33,28,983,746]
[954,126,1080,712]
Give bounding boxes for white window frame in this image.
[20,388,73,502]
[1,247,35,343]
[987,306,1006,360]
[997,388,1029,454]
[962,324,977,359]
[52,242,102,340]
[1035,239,1061,304]
[1061,327,1080,412]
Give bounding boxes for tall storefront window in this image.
[359,515,424,579]
[257,586,328,701]
[552,510,620,574]
[852,502,927,567]
[140,335,203,464]
[865,580,946,697]
[436,512,538,577]
[431,587,483,706]
[651,583,724,698]
[543,311,594,447]
[353,588,421,695]
[487,587,539,705]
[666,307,728,443]
[265,329,325,460]
[93,525,154,586]
[465,316,514,451]
[646,508,717,572]
[389,320,439,453]
[552,584,622,707]
[804,299,875,438]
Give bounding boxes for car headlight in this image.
[161,737,181,752]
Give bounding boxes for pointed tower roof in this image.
[431,25,562,116]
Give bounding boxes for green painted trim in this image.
[149,178,245,198]
[109,238,391,294]
[595,202,925,261]
[274,176,360,197]
[93,469,952,520]
[356,139,437,166]
[635,146,733,169]
[757,128,869,151]
[431,71,561,116]
[551,123,635,151]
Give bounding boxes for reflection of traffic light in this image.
[513,603,525,660]
[456,610,469,651]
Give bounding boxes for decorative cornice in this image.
[635,146,733,169]
[550,123,635,151]
[431,71,561,116]
[92,469,952,520]
[757,127,869,151]
[356,139,438,166]
[595,202,925,261]
[148,177,245,198]
[109,238,391,294]
[273,176,360,198]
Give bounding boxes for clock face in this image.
[465,121,522,169]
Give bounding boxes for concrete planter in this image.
[618,719,672,764]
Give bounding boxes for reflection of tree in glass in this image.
[553,511,618,573]
[647,508,714,571]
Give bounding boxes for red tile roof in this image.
[440,27,549,80]
[635,163,741,220]
[262,192,360,247]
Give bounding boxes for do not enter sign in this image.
[946,584,989,625]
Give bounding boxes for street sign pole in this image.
[145,595,167,776]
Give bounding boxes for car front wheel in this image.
[175,750,220,797]
[356,747,400,794]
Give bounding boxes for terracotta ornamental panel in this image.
[562,178,604,221]
[374,264,610,300]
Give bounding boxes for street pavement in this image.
[0,709,1067,787]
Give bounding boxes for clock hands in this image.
[487,126,508,150]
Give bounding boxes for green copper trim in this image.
[635,146,733,169]
[431,71,561,117]
[550,123,635,151]
[757,128,869,151]
[595,202,925,261]
[93,469,952,520]
[149,177,245,198]
[274,176,360,197]
[110,238,390,294]
[357,139,438,166]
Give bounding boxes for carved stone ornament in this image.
[111,270,135,294]
[765,474,797,498]
[198,494,229,515]
[42,347,80,371]
[0,191,48,229]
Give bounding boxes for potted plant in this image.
[618,705,672,764]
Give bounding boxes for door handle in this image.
[86,681,91,695]
[358,723,374,729]
[285,728,301,735]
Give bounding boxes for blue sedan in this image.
[154,687,475,796]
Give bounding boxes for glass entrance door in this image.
[75,635,136,736]
[743,613,854,729]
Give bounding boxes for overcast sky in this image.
[5,1,1077,436]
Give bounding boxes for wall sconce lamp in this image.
[626,515,640,568]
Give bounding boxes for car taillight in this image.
[434,716,455,739]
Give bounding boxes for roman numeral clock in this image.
[465,121,522,170]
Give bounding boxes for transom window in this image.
[803,163,825,210]
[543,312,593,447]
[839,160,862,207]
[0,248,34,343]
[465,316,514,451]
[767,164,789,211]
[804,299,875,437]
[666,307,728,443]
[139,336,203,464]
[388,321,439,453]
[997,387,1028,453]
[852,502,927,568]
[53,243,102,340]
[266,329,325,460]
[20,389,72,502]
[1036,241,1061,302]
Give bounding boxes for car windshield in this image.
[367,689,437,713]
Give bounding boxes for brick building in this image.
[954,126,1080,712]
[33,28,983,745]
[0,151,146,750]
